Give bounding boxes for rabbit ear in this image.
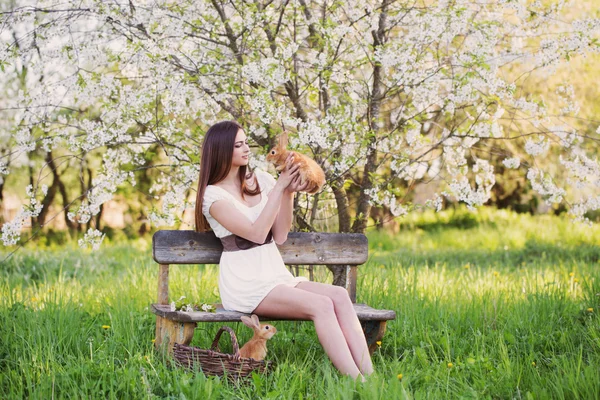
[240,316,255,329]
[278,131,288,148]
[250,314,261,328]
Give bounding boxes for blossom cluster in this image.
[77,228,105,251]
[503,158,521,170]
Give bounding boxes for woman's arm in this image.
[208,162,300,244]
[272,172,311,244]
[272,190,294,245]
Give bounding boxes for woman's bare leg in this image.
[253,284,362,379]
[295,281,374,375]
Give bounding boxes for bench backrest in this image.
[153,231,368,265]
[152,231,368,303]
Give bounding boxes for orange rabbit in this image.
[266,131,326,194]
[238,314,277,361]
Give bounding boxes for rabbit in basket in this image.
[266,131,326,194]
[239,314,277,361]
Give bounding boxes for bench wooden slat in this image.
[153,231,369,265]
[151,303,396,322]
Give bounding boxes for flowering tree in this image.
[1,0,599,282]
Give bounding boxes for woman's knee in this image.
[329,285,353,308]
[307,294,335,320]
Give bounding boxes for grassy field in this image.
[1,207,599,399]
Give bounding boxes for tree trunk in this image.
[37,152,58,227]
[94,203,103,231]
[351,0,389,234]
[59,165,76,232]
[310,192,319,227]
[80,166,93,232]
[331,267,347,287]
[331,173,351,233]
[0,178,5,225]
[352,150,378,233]
[29,163,36,228]
[327,173,352,286]
[37,180,58,227]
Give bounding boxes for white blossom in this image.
[242,58,288,89]
[77,228,106,251]
[524,138,550,156]
[527,168,566,204]
[364,187,408,217]
[503,157,520,169]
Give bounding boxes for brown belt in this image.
[220,230,273,252]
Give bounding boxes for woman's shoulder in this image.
[203,184,233,201]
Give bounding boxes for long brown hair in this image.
[195,120,261,232]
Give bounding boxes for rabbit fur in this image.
[238,314,277,361]
[266,131,326,194]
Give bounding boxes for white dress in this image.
[202,169,308,313]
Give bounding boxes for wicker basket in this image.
[173,326,272,380]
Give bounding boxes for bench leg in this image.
[155,316,196,353]
[361,320,387,355]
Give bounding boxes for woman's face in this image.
[232,128,250,167]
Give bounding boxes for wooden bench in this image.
[151,230,396,355]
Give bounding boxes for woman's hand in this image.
[282,153,309,193]
[286,174,310,194]
[274,153,301,191]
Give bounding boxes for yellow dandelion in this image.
[144,355,149,361]
[493,271,499,277]
[463,264,470,270]
[397,374,403,381]
[587,308,594,313]
[151,338,156,343]
[574,278,579,283]
[376,341,382,346]
[447,362,453,368]
[31,297,37,302]
[379,265,385,269]
[102,325,110,329]
[569,272,575,277]
[531,361,536,366]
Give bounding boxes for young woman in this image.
[195,120,373,380]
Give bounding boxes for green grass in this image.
[1,207,600,399]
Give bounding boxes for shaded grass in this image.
[1,207,600,399]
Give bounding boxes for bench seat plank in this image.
[152,303,396,322]
[153,231,368,265]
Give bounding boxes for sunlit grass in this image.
[1,207,599,398]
